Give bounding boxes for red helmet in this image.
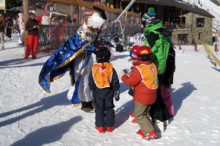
[130,44,140,60]
[137,46,152,55]
[137,46,152,60]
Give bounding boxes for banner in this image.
[0,0,5,10]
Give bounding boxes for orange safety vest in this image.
[92,62,113,88]
[135,63,158,89]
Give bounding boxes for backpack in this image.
[146,30,170,75]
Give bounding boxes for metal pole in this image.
[114,0,136,23]
[110,0,136,40]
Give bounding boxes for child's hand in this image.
[123,69,130,75]
[120,69,130,78]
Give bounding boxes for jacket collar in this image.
[144,21,162,36]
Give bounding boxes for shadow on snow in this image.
[0,91,70,127]
[11,116,82,146]
[0,53,49,69]
[115,99,134,129]
[172,82,197,115]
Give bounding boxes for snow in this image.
[0,35,220,146]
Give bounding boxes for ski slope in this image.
[0,36,220,146]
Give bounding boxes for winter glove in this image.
[120,69,130,78]
[114,90,120,101]
[128,87,134,96]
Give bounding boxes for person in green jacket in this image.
[142,7,171,75]
[142,7,172,124]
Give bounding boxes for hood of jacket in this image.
[144,21,171,38]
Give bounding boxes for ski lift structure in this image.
[110,0,137,51]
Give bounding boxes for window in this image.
[178,34,188,44]
[196,18,204,27]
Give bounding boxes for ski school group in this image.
[39,6,175,140]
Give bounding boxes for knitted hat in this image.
[96,47,111,63]
[142,7,156,24]
[147,7,156,16]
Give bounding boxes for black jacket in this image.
[25,18,39,35]
[89,68,120,99]
[162,46,176,87]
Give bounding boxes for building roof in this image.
[50,0,140,17]
[122,0,214,18]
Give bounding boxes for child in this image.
[89,47,120,133]
[121,46,158,140]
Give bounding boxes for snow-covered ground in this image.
[0,36,220,146]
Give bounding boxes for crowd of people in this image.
[0,13,22,50]
[1,6,175,141]
[0,12,40,59]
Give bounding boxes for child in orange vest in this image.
[121,46,158,140]
[89,47,120,133]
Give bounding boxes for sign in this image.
[0,0,5,9]
[93,1,101,5]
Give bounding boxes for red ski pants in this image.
[25,35,38,58]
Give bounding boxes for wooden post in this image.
[23,0,29,55]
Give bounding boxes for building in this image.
[82,0,214,45]
[37,0,214,45]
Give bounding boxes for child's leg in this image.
[105,95,115,127]
[134,101,154,134]
[95,97,105,127]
